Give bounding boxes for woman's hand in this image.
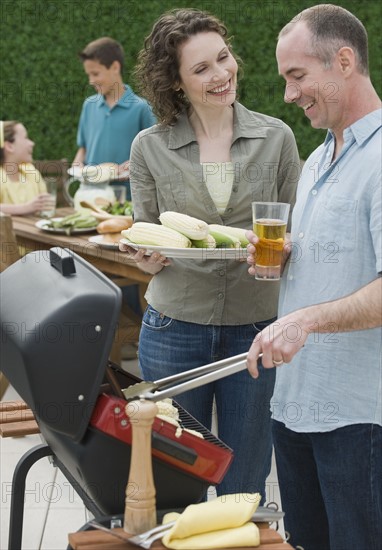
[119,241,171,274]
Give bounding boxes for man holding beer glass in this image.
[246,5,381,549]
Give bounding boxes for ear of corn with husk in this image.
[122,213,249,249]
[208,224,249,247]
[191,234,217,248]
[208,225,241,248]
[122,222,192,248]
[159,211,209,240]
[156,399,203,439]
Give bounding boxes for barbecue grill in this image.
[0,248,233,520]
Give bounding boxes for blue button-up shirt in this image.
[272,108,382,432]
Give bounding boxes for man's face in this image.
[83,59,120,97]
[276,22,346,133]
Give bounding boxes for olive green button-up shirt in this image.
[130,102,300,325]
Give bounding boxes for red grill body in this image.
[0,248,233,515]
[91,393,232,486]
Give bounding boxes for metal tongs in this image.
[122,352,260,402]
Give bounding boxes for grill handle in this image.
[50,247,76,276]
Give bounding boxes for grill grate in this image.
[172,400,230,451]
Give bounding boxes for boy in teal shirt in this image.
[73,37,156,200]
[73,37,156,323]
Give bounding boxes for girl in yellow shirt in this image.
[0,120,52,215]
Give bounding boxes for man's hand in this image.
[247,310,310,378]
[245,229,292,277]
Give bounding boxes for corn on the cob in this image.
[156,399,180,421]
[156,399,182,437]
[209,224,249,247]
[184,428,204,439]
[122,222,192,248]
[191,234,216,248]
[156,399,204,439]
[159,211,209,240]
[208,225,241,248]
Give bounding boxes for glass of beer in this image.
[251,202,290,281]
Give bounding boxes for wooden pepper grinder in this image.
[124,398,158,534]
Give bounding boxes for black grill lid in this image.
[0,247,121,442]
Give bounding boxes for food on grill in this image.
[156,398,180,421]
[156,398,182,437]
[159,211,209,240]
[156,398,204,439]
[96,217,132,234]
[122,222,192,248]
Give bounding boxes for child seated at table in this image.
[0,120,52,216]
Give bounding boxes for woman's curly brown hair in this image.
[134,8,241,126]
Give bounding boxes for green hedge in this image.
[1,0,381,161]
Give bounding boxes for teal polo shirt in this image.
[77,84,156,196]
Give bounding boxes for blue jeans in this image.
[272,420,382,550]
[138,305,276,499]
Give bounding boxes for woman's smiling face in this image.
[177,31,238,111]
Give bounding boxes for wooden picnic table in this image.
[11,207,151,284]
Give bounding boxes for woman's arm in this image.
[120,134,169,273]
